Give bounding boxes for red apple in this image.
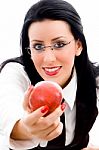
[29,81,63,114]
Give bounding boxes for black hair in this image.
[20,0,99,111]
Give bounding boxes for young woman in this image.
[0,0,99,149]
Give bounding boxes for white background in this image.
[0,0,99,63]
[0,0,99,147]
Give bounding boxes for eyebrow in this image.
[30,36,67,42]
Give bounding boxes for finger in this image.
[36,118,60,137]
[45,121,63,141]
[35,102,66,130]
[23,105,49,126]
[23,85,34,112]
[45,102,67,126]
[23,102,66,127]
[24,85,34,100]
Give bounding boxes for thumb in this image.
[23,85,34,112]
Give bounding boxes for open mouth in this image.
[43,66,62,76]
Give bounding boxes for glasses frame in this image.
[26,38,74,55]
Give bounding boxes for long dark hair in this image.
[20,0,99,111]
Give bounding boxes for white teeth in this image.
[45,67,60,72]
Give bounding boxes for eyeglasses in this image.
[26,39,74,55]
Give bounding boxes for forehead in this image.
[28,19,73,39]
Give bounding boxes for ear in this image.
[75,39,83,56]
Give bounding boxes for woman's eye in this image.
[54,42,66,48]
[33,44,44,50]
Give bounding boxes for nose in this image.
[43,49,56,63]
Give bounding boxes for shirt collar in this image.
[63,68,77,110]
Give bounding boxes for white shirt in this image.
[0,62,99,150]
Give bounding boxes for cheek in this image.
[31,54,42,68]
[61,49,76,65]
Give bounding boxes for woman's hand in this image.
[10,85,66,141]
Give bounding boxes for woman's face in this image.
[28,19,82,87]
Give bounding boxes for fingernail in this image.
[41,105,49,113]
[61,102,66,111]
